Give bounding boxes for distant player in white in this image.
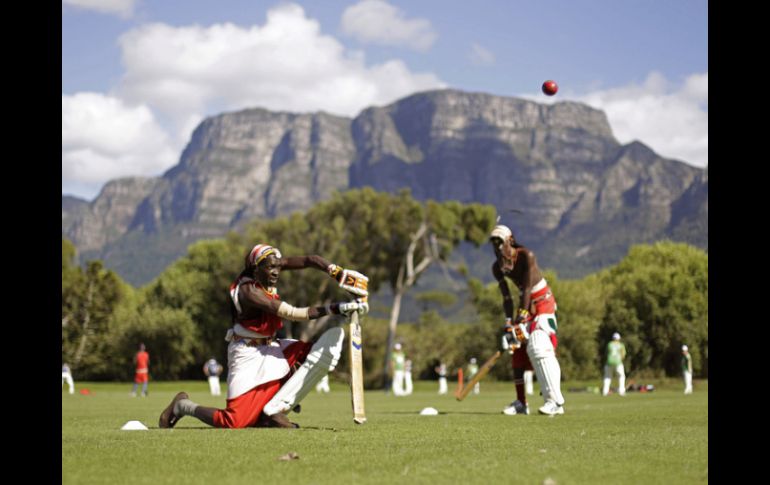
[524,370,534,395]
[435,362,448,395]
[391,343,406,396]
[315,374,330,393]
[602,332,626,396]
[681,345,693,394]
[468,358,480,395]
[203,358,223,396]
[62,363,74,395]
[404,359,414,396]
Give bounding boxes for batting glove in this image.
[327,264,369,297]
[337,300,369,316]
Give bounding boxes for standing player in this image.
[404,359,414,396]
[203,357,224,396]
[315,374,331,393]
[602,332,627,396]
[390,343,406,396]
[435,361,448,395]
[492,225,566,416]
[159,244,368,429]
[130,343,150,397]
[62,363,75,395]
[467,358,480,395]
[681,345,693,394]
[523,369,534,395]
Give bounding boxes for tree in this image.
[62,238,131,379]
[599,241,708,377]
[546,271,608,379]
[140,238,244,373]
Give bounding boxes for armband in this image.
[277,302,310,321]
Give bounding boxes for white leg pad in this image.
[527,329,564,405]
[617,364,626,395]
[263,327,344,415]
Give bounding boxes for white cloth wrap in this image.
[224,335,297,400]
[276,301,310,321]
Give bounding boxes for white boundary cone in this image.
[121,420,148,430]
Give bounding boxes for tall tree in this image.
[62,238,130,378]
[599,241,708,377]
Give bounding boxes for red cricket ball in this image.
[542,80,558,96]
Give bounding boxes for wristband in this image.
[327,263,342,279]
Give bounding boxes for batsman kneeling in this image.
[159,244,369,429]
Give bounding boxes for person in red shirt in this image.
[131,343,150,397]
[159,243,369,429]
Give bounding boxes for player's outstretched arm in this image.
[280,255,369,297]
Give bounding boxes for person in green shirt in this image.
[602,332,627,396]
[681,344,693,394]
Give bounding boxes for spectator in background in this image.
[390,343,407,396]
[435,361,448,395]
[62,363,74,395]
[130,343,150,397]
[203,357,224,396]
[315,374,330,393]
[467,357,480,395]
[602,332,627,397]
[524,369,534,395]
[404,359,414,396]
[682,345,693,394]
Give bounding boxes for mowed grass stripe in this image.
[63,380,707,485]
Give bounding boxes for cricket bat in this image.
[455,350,502,401]
[349,310,367,424]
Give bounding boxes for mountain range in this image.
[62,89,708,286]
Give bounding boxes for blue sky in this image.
[62,0,708,201]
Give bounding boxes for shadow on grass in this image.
[151,425,341,431]
[380,411,501,415]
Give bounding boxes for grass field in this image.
[62,379,707,484]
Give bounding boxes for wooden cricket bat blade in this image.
[349,311,366,424]
[455,351,502,401]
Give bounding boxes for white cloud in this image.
[117,3,444,122]
[62,92,179,199]
[63,3,445,200]
[575,72,708,168]
[341,0,437,51]
[62,0,135,19]
[469,43,495,66]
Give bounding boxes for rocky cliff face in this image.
[62,89,707,284]
[64,177,160,253]
[130,108,355,235]
[350,90,621,240]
